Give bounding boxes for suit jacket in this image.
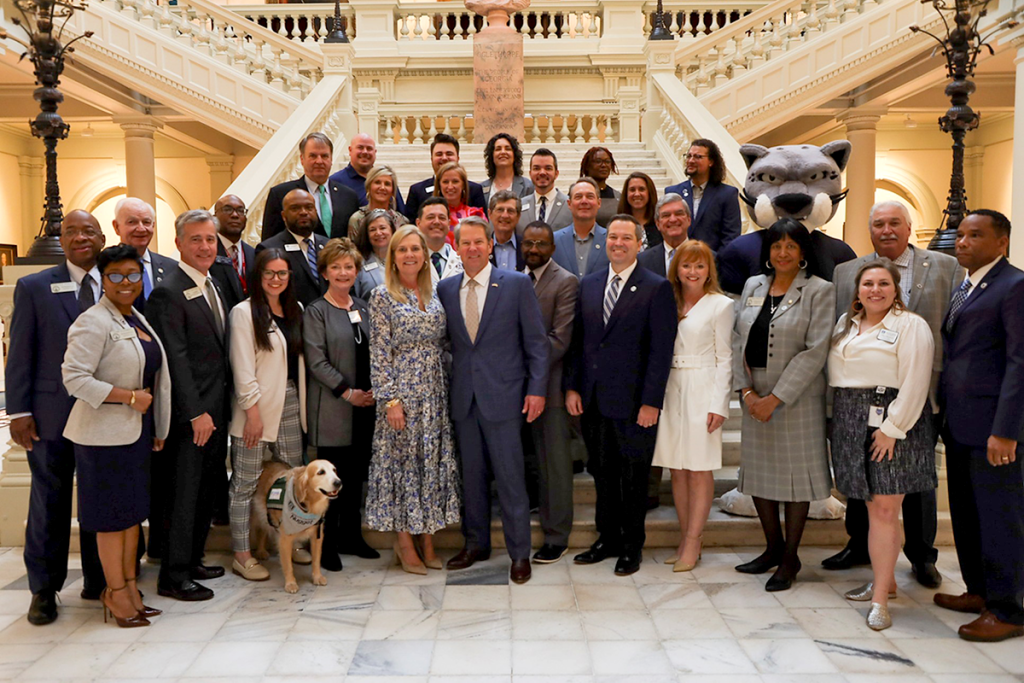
[134,250,178,313]
[404,177,487,223]
[436,267,549,423]
[552,224,609,279]
[7,263,88,440]
[637,242,674,279]
[145,265,232,425]
[430,245,464,285]
[529,260,578,407]
[516,190,572,238]
[665,180,741,252]
[61,296,171,446]
[255,231,329,307]
[211,239,256,311]
[732,271,836,404]
[490,236,526,272]
[261,176,360,241]
[717,229,857,295]
[329,164,407,214]
[564,264,677,419]
[941,258,1024,447]
[480,175,534,207]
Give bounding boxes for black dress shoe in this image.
[158,579,214,602]
[80,584,104,601]
[338,539,381,560]
[765,559,801,592]
[614,552,642,576]
[532,544,569,564]
[189,565,225,581]
[27,592,58,625]
[821,547,870,571]
[320,550,343,572]
[573,540,620,565]
[912,561,942,588]
[446,547,491,571]
[735,550,783,574]
[510,559,532,584]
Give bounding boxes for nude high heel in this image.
[413,537,443,570]
[673,535,703,573]
[393,541,427,576]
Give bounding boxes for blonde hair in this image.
[318,237,363,276]
[433,162,469,206]
[364,165,399,209]
[667,240,723,320]
[384,225,433,306]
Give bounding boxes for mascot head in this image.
[740,141,852,229]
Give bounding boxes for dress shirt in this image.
[460,262,492,323]
[219,234,245,276]
[962,255,1002,299]
[303,176,330,224]
[430,243,455,271]
[179,260,227,325]
[662,241,684,275]
[828,308,934,439]
[288,230,315,261]
[66,260,103,301]
[493,234,518,270]
[534,188,558,221]
[525,259,551,285]
[141,249,156,290]
[572,224,597,274]
[606,259,639,293]
[692,181,708,218]
[884,245,914,300]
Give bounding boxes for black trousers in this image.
[945,436,1024,625]
[842,491,939,564]
[317,418,373,550]
[24,437,105,594]
[582,407,656,553]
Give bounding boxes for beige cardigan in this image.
[228,300,307,441]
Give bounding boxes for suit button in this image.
[769,344,773,348]
[768,353,773,357]
[769,334,774,338]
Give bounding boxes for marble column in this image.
[1011,38,1024,266]
[471,10,525,143]
[206,155,235,206]
[18,156,44,249]
[838,111,884,256]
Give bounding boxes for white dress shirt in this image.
[219,234,245,277]
[304,176,330,224]
[178,260,226,324]
[692,181,708,218]
[606,258,639,293]
[460,262,492,323]
[662,241,684,275]
[66,260,103,301]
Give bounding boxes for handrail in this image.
[673,0,820,65]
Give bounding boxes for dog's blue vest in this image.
[266,476,323,536]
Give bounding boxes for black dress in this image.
[75,316,162,533]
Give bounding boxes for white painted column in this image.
[206,155,235,206]
[838,111,884,256]
[17,156,44,249]
[1010,38,1024,266]
[115,117,164,243]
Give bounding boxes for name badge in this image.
[521,202,531,211]
[184,286,204,301]
[348,310,362,324]
[110,327,138,342]
[747,296,765,307]
[51,282,77,294]
[284,243,301,252]
[877,329,899,344]
[268,487,283,501]
[868,406,885,428]
[364,261,379,271]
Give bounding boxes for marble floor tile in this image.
[264,641,358,677]
[433,677,511,683]
[787,607,886,640]
[361,609,440,640]
[431,640,512,675]
[739,638,839,674]
[510,610,585,641]
[566,561,626,585]
[573,583,645,611]
[770,581,852,609]
[869,605,958,639]
[441,585,510,611]
[446,561,510,586]
[212,609,300,641]
[630,556,699,586]
[64,612,151,644]
[580,609,659,640]
[0,643,54,680]
[375,584,445,611]
[650,608,733,640]
[662,638,759,675]
[928,675,1022,683]
[719,607,805,639]
[690,562,762,584]
[675,675,762,683]
[303,585,381,612]
[972,638,1024,674]
[842,675,934,683]
[0,591,33,615]
[344,676,428,683]
[436,609,512,640]
[347,640,433,676]
[702,582,783,610]
[19,641,130,679]
[288,609,371,641]
[520,561,571,585]
[511,641,591,676]
[510,676,591,683]
[638,582,713,610]
[137,612,231,643]
[588,640,673,675]
[509,584,576,610]
[759,675,847,683]
[381,566,447,587]
[814,637,920,674]
[894,637,1006,673]
[0,607,92,643]
[181,640,282,677]
[101,641,205,679]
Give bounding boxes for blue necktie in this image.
[945,277,972,332]
[431,252,443,278]
[305,238,319,281]
[143,264,153,299]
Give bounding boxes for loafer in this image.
[614,552,642,576]
[157,579,214,602]
[958,610,1024,642]
[532,544,568,564]
[821,547,871,571]
[232,558,270,582]
[190,565,225,581]
[510,559,532,584]
[844,581,897,602]
[867,602,892,631]
[292,548,312,565]
[934,591,985,614]
[446,547,491,571]
[27,592,58,626]
[911,561,942,588]
[573,540,620,565]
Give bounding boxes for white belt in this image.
[671,354,715,369]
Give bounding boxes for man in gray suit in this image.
[551,178,609,278]
[823,200,962,588]
[521,220,579,564]
[517,149,571,236]
[437,216,549,584]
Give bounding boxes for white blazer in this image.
[228,300,307,441]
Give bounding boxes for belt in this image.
[671,354,716,369]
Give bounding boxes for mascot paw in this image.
[285,581,299,594]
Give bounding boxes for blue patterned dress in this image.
[365,286,461,533]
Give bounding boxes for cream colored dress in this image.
[652,292,734,471]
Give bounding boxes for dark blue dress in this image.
[75,316,162,532]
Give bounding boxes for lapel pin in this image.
[630,286,637,292]
[158,267,164,273]
[491,283,499,288]
[596,244,602,249]
[923,262,930,267]
[980,282,988,289]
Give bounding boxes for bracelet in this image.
[386,398,401,409]
[129,390,136,407]
[741,389,753,401]
[344,388,354,401]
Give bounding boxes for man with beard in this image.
[257,189,329,306]
[665,139,741,252]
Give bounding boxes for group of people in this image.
[10,129,1023,644]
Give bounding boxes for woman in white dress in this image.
[652,240,733,572]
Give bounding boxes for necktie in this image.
[538,196,547,223]
[142,263,153,299]
[78,274,95,312]
[431,252,443,278]
[304,238,319,281]
[603,274,621,325]
[945,277,972,332]
[231,244,247,294]
[205,277,225,337]
[318,185,333,236]
[529,270,537,284]
[465,280,480,343]
[668,247,676,272]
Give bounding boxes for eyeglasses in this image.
[522,240,552,248]
[685,154,707,160]
[262,270,291,280]
[219,206,247,216]
[64,227,102,239]
[591,158,613,166]
[105,272,143,284]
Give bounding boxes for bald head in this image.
[113,197,156,256]
[214,194,247,242]
[61,209,106,269]
[348,133,377,176]
[281,188,318,237]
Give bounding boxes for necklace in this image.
[769,293,784,315]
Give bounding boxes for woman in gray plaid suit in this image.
[732,219,836,591]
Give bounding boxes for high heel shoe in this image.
[673,535,703,573]
[413,537,443,570]
[393,541,427,576]
[126,577,162,618]
[664,553,679,565]
[102,586,150,628]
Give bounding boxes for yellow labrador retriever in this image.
[251,459,341,593]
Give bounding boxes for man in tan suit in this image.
[522,220,579,563]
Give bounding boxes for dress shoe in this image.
[157,579,214,602]
[393,541,427,575]
[189,565,225,581]
[101,586,150,628]
[933,591,985,614]
[958,610,1024,642]
[446,547,491,571]
[573,540,620,565]
[821,547,871,571]
[338,539,381,559]
[866,602,892,631]
[126,577,161,618]
[911,561,942,588]
[320,550,343,572]
[27,592,58,626]
[765,559,801,592]
[532,544,568,564]
[844,581,897,602]
[292,548,313,565]
[614,551,642,576]
[232,557,270,581]
[80,584,104,601]
[735,550,783,575]
[510,559,532,584]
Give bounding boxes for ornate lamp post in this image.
[911,0,1017,253]
[649,0,673,40]
[0,0,92,261]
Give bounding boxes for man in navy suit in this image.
[551,178,609,278]
[404,133,487,223]
[664,139,741,252]
[261,132,360,241]
[112,197,177,314]
[638,193,691,279]
[211,194,256,312]
[437,216,549,584]
[565,214,677,576]
[256,189,329,307]
[935,210,1024,642]
[328,133,406,214]
[8,210,107,624]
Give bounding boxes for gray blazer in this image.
[481,175,534,207]
[354,253,386,302]
[62,296,172,446]
[530,259,578,407]
[733,271,836,404]
[303,295,371,447]
[516,190,572,238]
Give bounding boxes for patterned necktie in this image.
[538,196,547,223]
[603,274,621,325]
[431,252,443,278]
[668,248,676,272]
[205,277,224,337]
[318,185,333,236]
[465,280,480,343]
[305,238,319,281]
[231,244,247,294]
[945,277,972,332]
[142,264,153,299]
[78,274,95,312]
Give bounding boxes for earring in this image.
[765,260,772,270]
[852,300,863,311]
[799,259,808,269]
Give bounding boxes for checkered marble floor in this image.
[0,544,1021,682]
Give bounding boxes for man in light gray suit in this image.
[823,200,962,587]
[552,178,609,278]
[517,149,572,237]
[437,216,549,584]
[521,220,579,564]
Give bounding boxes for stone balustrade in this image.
[641,1,763,39]
[380,113,619,145]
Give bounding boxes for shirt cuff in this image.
[331,382,351,399]
[7,412,32,421]
[880,420,907,440]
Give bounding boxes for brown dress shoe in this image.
[445,548,491,571]
[934,592,985,614]
[958,611,1024,642]
[510,559,531,584]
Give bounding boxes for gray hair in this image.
[488,189,522,214]
[174,209,216,239]
[655,193,690,220]
[869,200,912,226]
[454,215,494,243]
[114,197,155,221]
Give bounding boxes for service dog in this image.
[251,459,341,593]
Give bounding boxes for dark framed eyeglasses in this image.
[220,206,247,216]
[105,272,143,284]
[262,269,291,280]
[522,240,552,248]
